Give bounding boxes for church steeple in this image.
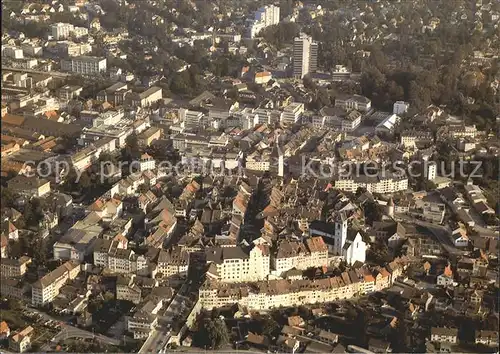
[387,197,394,218]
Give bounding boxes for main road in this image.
[395,213,466,256]
[1,66,70,79]
[138,329,171,354]
[415,220,466,256]
[178,346,265,353]
[40,324,121,351]
[24,306,121,350]
[51,326,121,345]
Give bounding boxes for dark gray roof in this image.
[205,246,249,264]
[348,270,360,284]
[158,246,188,265]
[368,337,390,349]
[343,229,363,250]
[189,90,216,107]
[305,341,334,353]
[93,239,114,253]
[440,187,459,201]
[332,343,346,353]
[309,220,335,235]
[431,327,458,336]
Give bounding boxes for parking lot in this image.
[11,309,62,350]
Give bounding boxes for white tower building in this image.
[275,132,284,178]
[333,212,348,256]
[387,197,394,218]
[426,161,437,181]
[393,101,410,115]
[293,33,318,79]
[278,154,284,177]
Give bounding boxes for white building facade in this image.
[293,33,317,79]
[61,56,107,74]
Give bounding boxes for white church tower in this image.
[275,131,284,178]
[333,212,348,255]
[278,154,284,177]
[387,197,394,218]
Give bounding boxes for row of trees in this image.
[1,188,47,230]
[8,232,48,267]
[295,0,499,127]
[259,22,300,50]
[360,55,498,122]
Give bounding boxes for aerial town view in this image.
[0,0,499,353]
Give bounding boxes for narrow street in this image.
[25,306,121,351]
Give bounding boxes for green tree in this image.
[137,184,149,194]
[56,134,79,153]
[422,180,437,191]
[121,134,141,163]
[360,66,386,102]
[98,151,118,165]
[260,316,279,338]
[259,22,300,49]
[367,242,391,265]
[170,71,192,95]
[280,0,294,18]
[6,299,22,311]
[390,317,409,352]
[193,317,229,350]
[33,239,48,266]
[7,240,22,259]
[14,216,26,230]
[363,200,383,225]
[88,295,104,314]
[23,198,45,228]
[78,172,92,192]
[103,291,115,302]
[355,187,367,198]
[0,187,16,208]
[64,167,79,193]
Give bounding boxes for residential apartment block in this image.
[293,33,317,79]
[248,4,280,38]
[400,130,433,148]
[206,245,270,283]
[199,261,404,311]
[137,127,161,147]
[7,176,51,197]
[315,106,362,131]
[430,327,458,344]
[157,246,189,278]
[334,173,408,194]
[281,102,304,125]
[51,22,88,40]
[335,95,372,112]
[61,56,107,74]
[97,82,131,106]
[475,330,498,347]
[1,256,32,278]
[31,261,80,306]
[272,237,328,276]
[127,86,162,108]
[93,239,149,276]
[9,326,33,353]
